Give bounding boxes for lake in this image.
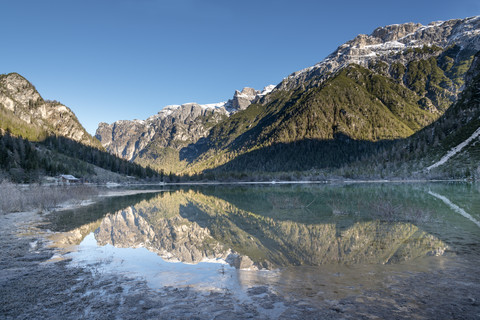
[38,182,480,318]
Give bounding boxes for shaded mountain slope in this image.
[186,45,477,174]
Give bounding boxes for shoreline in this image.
[0,179,472,216]
[141,178,470,187]
[5,176,474,190]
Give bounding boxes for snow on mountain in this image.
[280,16,480,90]
[141,85,276,123]
[95,85,274,161]
[199,102,228,109]
[260,85,276,96]
[426,124,480,171]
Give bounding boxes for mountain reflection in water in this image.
[53,185,452,270]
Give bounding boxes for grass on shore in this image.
[0,181,98,214]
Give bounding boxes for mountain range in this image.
[1,16,479,181]
[94,15,480,178]
[95,86,274,173]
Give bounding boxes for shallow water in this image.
[46,182,480,306]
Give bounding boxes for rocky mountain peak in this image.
[95,84,274,163]
[0,73,42,110]
[370,22,423,42]
[231,87,259,110]
[279,16,480,90]
[235,87,257,98]
[228,86,275,110]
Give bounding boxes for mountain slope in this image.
[407,51,480,178]
[330,51,480,180]
[95,16,480,178]
[184,17,480,174]
[0,73,102,148]
[280,16,480,90]
[95,86,274,173]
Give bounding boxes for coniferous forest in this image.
[0,131,159,183]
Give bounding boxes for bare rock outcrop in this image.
[0,73,100,147]
[95,85,274,162]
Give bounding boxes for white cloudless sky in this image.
[1,0,479,134]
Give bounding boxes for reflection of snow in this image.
[426,126,480,171]
[428,191,480,228]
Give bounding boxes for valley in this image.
[1,10,480,320]
[1,17,480,183]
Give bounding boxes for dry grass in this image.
[0,181,98,214]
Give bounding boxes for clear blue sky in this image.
[1,0,479,134]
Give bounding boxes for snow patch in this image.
[428,191,480,228]
[364,41,405,50]
[235,92,256,99]
[259,85,275,95]
[426,125,480,171]
[198,102,227,109]
[163,105,181,112]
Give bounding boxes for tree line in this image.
[0,131,160,183]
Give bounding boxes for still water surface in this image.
[47,182,480,303]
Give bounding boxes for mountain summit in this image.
[281,16,480,90]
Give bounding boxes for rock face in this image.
[96,103,229,162]
[230,87,272,110]
[280,16,480,90]
[0,73,100,148]
[95,86,274,163]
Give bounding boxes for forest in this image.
[0,130,160,183]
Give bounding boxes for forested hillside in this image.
[184,45,476,175]
[0,73,159,182]
[0,130,159,183]
[340,51,480,180]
